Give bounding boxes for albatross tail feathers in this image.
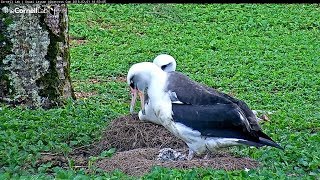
[237,138,284,150]
[258,137,284,150]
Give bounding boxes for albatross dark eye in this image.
[161,64,168,70]
[130,80,135,89]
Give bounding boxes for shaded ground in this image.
[36,115,259,176]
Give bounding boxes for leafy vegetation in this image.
[1,4,319,179]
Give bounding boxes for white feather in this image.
[153,54,176,72]
[138,101,161,125]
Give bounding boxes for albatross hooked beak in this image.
[129,87,145,115]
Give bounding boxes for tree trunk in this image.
[0,4,75,108]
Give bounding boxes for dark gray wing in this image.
[172,103,282,149]
[203,86,262,132]
[172,103,257,140]
[167,71,262,133]
[166,71,275,142]
[166,72,232,105]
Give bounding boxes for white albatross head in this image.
[153,54,176,72]
[127,62,166,114]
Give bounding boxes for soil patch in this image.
[36,114,260,176]
[95,148,259,177]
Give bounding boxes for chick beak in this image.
[129,87,145,115]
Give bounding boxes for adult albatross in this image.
[127,62,283,160]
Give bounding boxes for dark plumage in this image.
[166,71,283,150]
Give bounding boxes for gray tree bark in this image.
[0,4,75,108]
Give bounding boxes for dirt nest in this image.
[95,148,259,177]
[36,114,260,176]
[92,114,187,153]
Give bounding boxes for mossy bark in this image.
[0,4,75,108]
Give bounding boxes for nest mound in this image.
[95,148,259,177]
[91,114,187,153]
[36,114,259,176]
